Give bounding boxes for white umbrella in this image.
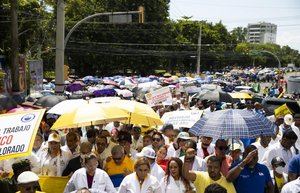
[47,99,88,115]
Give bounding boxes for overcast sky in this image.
[169,0,300,51]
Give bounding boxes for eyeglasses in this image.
[152,138,161,142]
[217,146,229,151]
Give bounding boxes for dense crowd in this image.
[0,67,300,193]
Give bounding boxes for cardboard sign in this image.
[274,103,293,118]
[0,109,45,160]
[145,87,172,106]
[161,110,203,128]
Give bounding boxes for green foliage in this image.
[1,0,300,77]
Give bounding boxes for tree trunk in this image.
[10,0,20,92]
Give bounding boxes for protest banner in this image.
[28,60,43,92]
[274,103,293,118]
[145,86,172,106]
[39,176,70,193]
[0,109,45,160]
[161,110,203,128]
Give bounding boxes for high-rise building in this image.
[247,22,277,44]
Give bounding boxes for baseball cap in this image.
[177,132,191,140]
[136,147,156,159]
[48,133,61,143]
[284,114,293,125]
[271,156,286,167]
[17,171,39,184]
[229,143,242,151]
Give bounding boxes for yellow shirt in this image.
[105,156,134,176]
[275,175,285,190]
[194,171,236,193]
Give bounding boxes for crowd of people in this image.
[0,67,300,193]
[0,94,300,193]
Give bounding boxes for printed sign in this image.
[145,86,173,106]
[0,109,45,160]
[161,110,203,128]
[274,103,293,118]
[29,60,43,92]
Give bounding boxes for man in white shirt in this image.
[61,132,80,159]
[167,132,190,158]
[279,114,293,136]
[197,136,215,159]
[181,140,206,171]
[137,147,165,181]
[291,114,300,153]
[252,135,272,163]
[281,177,300,193]
[130,125,143,151]
[262,129,298,174]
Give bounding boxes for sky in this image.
[169,0,300,51]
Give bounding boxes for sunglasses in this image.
[152,138,161,142]
[217,146,229,151]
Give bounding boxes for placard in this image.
[161,110,203,128]
[145,87,172,106]
[0,109,45,160]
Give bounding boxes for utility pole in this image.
[196,27,201,75]
[10,0,20,92]
[55,0,65,93]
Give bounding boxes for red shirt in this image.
[157,159,169,172]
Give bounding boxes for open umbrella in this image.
[0,94,17,111]
[51,103,129,130]
[34,95,66,108]
[193,90,233,103]
[229,92,252,99]
[105,100,163,127]
[189,109,276,139]
[47,99,88,115]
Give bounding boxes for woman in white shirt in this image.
[40,133,72,176]
[118,157,162,193]
[64,153,116,193]
[160,158,194,193]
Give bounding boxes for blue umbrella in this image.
[189,109,276,139]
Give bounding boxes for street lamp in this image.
[251,50,281,68]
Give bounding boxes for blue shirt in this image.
[288,154,300,175]
[232,162,273,193]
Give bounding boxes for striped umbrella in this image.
[189,109,276,139]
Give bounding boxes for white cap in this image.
[17,171,39,184]
[284,114,293,126]
[136,147,156,159]
[267,115,276,123]
[48,133,61,143]
[229,143,242,151]
[177,132,191,140]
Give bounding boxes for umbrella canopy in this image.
[229,92,252,99]
[189,109,276,139]
[193,90,233,103]
[7,106,34,113]
[51,103,129,130]
[47,99,88,115]
[65,83,83,92]
[34,95,66,108]
[0,94,17,111]
[105,100,163,127]
[201,84,222,91]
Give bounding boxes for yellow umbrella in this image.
[51,103,129,130]
[229,92,252,99]
[106,100,163,127]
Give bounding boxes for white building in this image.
[247,22,277,44]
